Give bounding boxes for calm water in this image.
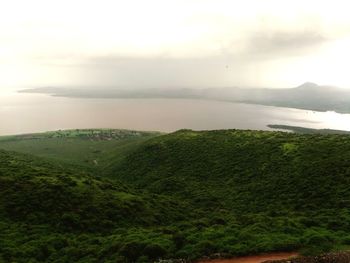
[1,93,350,136]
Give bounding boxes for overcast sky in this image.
[1,0,350,91]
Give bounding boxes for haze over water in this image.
[1,93,350,136]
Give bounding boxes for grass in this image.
[0,129,161,171]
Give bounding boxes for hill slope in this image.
[3,129,350,262]
[109,129,350,258]
[0,149,187,262]
[111,129,350,213]
[0,129,161,171]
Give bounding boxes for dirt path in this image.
[198,252,298,263]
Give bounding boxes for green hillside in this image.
[0,149,190,262]
[2,129,350,262]
[110,129,350,258]
[0,129,161,171]
[111,129,350,212]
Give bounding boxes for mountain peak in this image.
[296,82,319,89]
[294,82,340,92]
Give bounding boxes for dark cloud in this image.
[245,29,328,57]
[67,56,239,87]
[32,29,330,88]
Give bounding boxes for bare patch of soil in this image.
[197,252,298,263]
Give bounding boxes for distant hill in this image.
[0,129,161,171]
[268,124,350,135]
[236,82,350,113]
[19,82,350,113]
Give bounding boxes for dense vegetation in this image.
[0,149,189,262]
[2,129,350,262]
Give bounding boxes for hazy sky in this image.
[1,0,350,91]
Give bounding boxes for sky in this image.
[1,0,350,92]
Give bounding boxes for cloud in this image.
[69,56,232,87]
[245,30,328,57]
[1,0,350,90]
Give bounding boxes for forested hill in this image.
[111,129,350,213]
[0,149,187,262]
[2,129,350,262]
[109,130,350,259]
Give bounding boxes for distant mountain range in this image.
[19,82,350,113]
[268,124,350,135]
[232,82,350,113]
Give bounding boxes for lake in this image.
[1,93,350,136]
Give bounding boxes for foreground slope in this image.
[0,150,186,262]
[110,129,350,257]
[3,129,350,262]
